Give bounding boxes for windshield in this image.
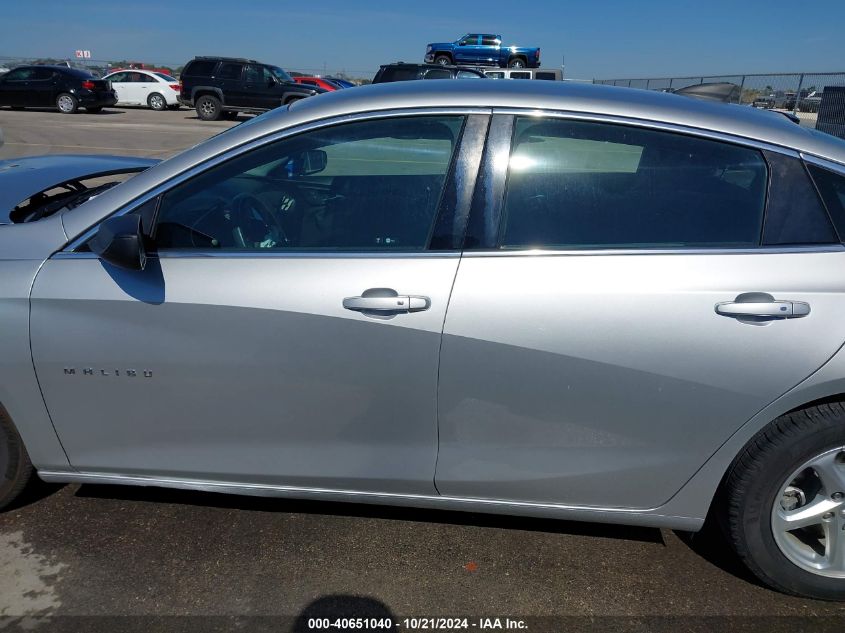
[269,66,293,83]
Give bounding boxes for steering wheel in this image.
[229,193,289,248]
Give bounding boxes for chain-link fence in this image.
[594,72,845,137]
[0,56,378,84]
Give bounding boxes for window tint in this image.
[486,71,505,79]
[481,36,499,46]
[218,63,244,80]
[808,164,845,240]
[424,68,452,80]
[244,64,271,83]
[456,70,482,79]
[31,68,54,81]
[109,72,128,83]
[380,67,419,82]
[511,72,531,79]
[459,36,477,45]
[762,152,837,245]
[155,116,465,251]
[535,72,557,81]
[4,68,32,81]
[155,73,177,82]
[184,60,216,77]
[500,118,768,249]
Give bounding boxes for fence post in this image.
[793,73,805,115]
[738,75,746,104]
[668,78,673,91]
[645,79,650,91]
[627,79,632,88]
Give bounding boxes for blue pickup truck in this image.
[424,34,541,69]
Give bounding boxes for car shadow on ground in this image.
[0,107,127,115]
[72,482,665,544]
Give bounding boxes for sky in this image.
[0,0,843,80]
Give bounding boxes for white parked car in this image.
[101,70,181,111]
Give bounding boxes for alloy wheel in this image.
[771,447,845,578]
[150,94,165,110]
[57,95,75,113]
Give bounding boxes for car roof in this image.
[283,80,845,164]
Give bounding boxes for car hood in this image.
[0,154,158,221]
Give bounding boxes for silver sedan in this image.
[1,80,845,600]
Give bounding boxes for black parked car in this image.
[179,56,323,121]
[372,63,486,84]
[0,65,116,114]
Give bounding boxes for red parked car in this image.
[293,76,342,91]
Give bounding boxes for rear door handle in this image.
[716,297,810,319]
[343,289,430,314]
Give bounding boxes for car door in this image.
[243,64,282,110]
[453,35,479,64]
[30,113,486,494]
[134,71,158,104]
[0,67,33,106]
[215,62,246,106]
[436,113,845,510]
[479,35,501,64]
[107,72,133,104]
[27,67,57,106]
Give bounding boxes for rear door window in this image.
[218,63,244,80]
[424,69,453,80]
[499,117,768,249]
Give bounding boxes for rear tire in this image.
[147,92,167,111]
[56,93,78,114]
[434,55,451,66]
[195,94,222,121]
[723,403,845,600]
[0,406,34,511]
[508,58,526,69]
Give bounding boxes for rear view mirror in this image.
[286,150,327,176]
[89,214,147,271]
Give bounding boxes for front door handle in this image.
[343,288,430,314]
[715,293,810,319]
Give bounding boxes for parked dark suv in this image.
[372,63,486,84]
[179,57,323,121]
[0,65,117,114]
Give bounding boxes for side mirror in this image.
[286,149,327,176]
[268,77,277,87]
[89,214,147,271]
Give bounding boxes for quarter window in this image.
[183,60,216,77]
[499,118,768,249]
[808,164,845,240]
[154,116,465,251]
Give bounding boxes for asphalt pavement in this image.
[1,105,844,632]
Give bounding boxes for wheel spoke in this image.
[823,519,845,572]
[775,497,838,531]
[811,450,845,495]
